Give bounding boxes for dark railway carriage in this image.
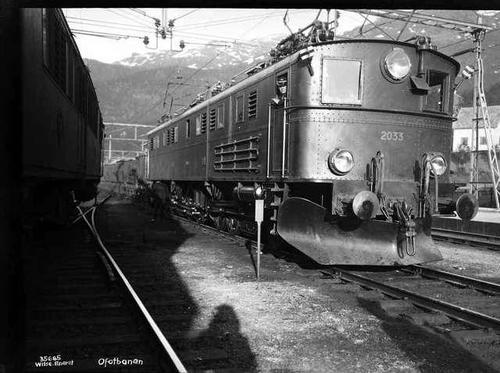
[147,34,478,266]
[22,9,103,222]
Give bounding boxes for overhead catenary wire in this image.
[129,8,159,22]
[67,20,154,35]
[173,9,302,32]
[174,11,282,29]
[236,10,276,39]
[146,52,222,121]
[106,9,155,29]
[66,15,259,47]
[121,8,158,27]
[168,52,221,99]
[339,10,400,39]
[174,30,259,47]
[65,16,154,29]
[172,9,200,21]
[440,27,500,50]
[71,29,145,40]
[66,17,155,33]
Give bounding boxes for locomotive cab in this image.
[146,32,479,267]
[274,38,478,265]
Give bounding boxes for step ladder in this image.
[471,30,500,209]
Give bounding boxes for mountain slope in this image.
[88,11,500,125]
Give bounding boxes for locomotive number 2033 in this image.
[380,131,404,141]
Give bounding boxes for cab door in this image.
[270,70,289,177]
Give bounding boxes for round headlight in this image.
[328,149,354,175]
[384,48,411,81]
[431,155,447,176]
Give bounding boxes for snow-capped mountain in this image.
[85,37,279,125]
[85,12,500,127]
[114,38,276,69]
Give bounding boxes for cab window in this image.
[424,70,448,113]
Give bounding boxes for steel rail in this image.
[432,227,500,249]
[76,203,187,373]
[170,207,500,330]
[404,265,500,295]
[329,267,500,331]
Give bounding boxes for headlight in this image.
[328,149,354,175]
[431,155,447,176]
[384,48,411,81]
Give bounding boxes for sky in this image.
[62,9,368,63]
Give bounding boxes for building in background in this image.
[453,106,500,152]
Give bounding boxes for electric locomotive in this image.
[22,8,104,223]
[147,22,478,266]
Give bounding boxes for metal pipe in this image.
[281,98,287,178]
[267,104,272,178]
[434,174,439,213]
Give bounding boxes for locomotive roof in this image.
[147,39,459,136]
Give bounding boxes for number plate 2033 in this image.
[380,131,404,141]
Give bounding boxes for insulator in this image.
[179,40,185,49]
[143,36,149,45]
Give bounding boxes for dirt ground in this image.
[429,241,500,281]
[98,196,500,372]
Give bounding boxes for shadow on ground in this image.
[97,192,257,371]
[357,297,498,373]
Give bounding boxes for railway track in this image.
[94,197,252,371]
[24,197,186,372]
[432,227,500,250]
[324,266,500,331]
[115,193,500,368]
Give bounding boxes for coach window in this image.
[322,59,362,105]
[186,119,191,138]
[195,116,201,136]
[424,70,448,113]
[43,9,67,92]
[217,104,224,128]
